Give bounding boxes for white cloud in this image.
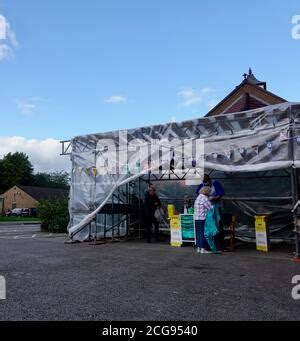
[16,100,36,115]
[207,98,219,110]
[0,137,71,173]
[0,14,18,61]
[178,87,217,108]
[0,15,6,39]
[5,20,18,48]
[0,43,13,60]
[16,97,45,116]
[104,95,127,104]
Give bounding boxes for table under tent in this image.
[62,102,300,258]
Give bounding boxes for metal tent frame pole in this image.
[288,106,300,261]
[291,169,300,261]
[138,177,142,240]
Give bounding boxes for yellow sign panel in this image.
[254,216,269,252]
[170,215,182,247]
[170,215,180,229]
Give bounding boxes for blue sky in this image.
[0,0,299,171]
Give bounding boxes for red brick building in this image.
[1,185,68,213]
[206,69,286,117]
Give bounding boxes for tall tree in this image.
[0,152,34,191]
[48,171,70,189]
[33,171,70,189]
[0,159,4,192]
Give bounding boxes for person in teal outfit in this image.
[204,205,221,253]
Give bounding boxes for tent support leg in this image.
[138,177,142,240]
[117,187,120,238]
[104,213,107,239]
[294,230,300,261]
[112,194,114,241]
[291,168,300,262]
[94,217,97,243]
[126,182,129,239]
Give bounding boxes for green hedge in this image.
[37,197,69,233]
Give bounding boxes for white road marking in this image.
[14,235,36,239]
[0,233,64,240]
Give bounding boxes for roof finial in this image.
[241,68,267,90]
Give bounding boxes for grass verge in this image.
[0,216,41,222]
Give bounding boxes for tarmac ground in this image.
[0,223,299,321]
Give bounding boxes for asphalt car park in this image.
[0,223,299,321]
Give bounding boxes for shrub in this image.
[37,197,69,233]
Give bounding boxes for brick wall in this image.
[2,186,38,212]
[207,83,285,116]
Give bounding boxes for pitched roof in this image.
[18,186,69,201]
[205,70,287,117]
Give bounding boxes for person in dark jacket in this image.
[144,185,161,243]
[196,174,225,200]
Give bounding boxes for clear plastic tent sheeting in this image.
[67,102,300,241]
[69,135,204,240]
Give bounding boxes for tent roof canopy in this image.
[71,103,300,174]
[73,102,299,142]
[68,102,300,240]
